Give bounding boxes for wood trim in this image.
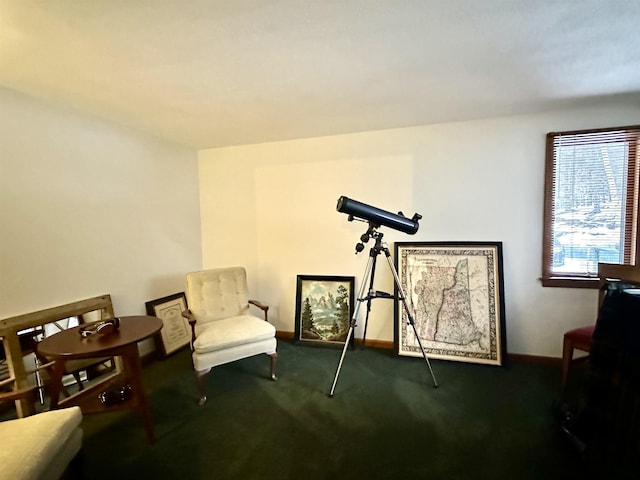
[276,332,393,351]
[356,338,394,349]
[541,125,640,287]
[276,331,295,340]
[598,262,640,285]
[276,331,563,366]
[506,353,561,367]
[0,294,114,335]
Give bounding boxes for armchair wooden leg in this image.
[268,352,278,381]
[195,368,211,406]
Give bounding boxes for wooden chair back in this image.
[0,294,114,417]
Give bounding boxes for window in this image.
[542,125,640,287]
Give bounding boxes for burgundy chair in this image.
[561,262,640,389]
[561,324,595,388]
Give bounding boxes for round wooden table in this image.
[37,315,163,442]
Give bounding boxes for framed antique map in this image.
[394,242,506,366]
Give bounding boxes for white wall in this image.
[198,96,640,358]
[0,88,202,334]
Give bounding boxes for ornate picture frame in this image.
[394,242,506,366]
[145,292,190,357]
[294,275,355,348]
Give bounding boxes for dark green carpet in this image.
[78,341,582,479]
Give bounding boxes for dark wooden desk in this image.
[37,315,162,442]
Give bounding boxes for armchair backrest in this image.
[186,267,250,325]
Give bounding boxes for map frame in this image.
[393,241,506,366]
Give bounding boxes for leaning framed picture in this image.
[394,242,506,366]
[145,292,190,357]
[294,275,355,348]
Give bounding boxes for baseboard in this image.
[276,331,294,340]
[506,353,561,367]
[354,338,394,349]
[275,331,561,366]
[276,331,393,349]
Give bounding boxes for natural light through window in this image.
[542,125,640,287]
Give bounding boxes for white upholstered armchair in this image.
[182,267,278,405]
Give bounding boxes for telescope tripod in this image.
[329,228,438,396]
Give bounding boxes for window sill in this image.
[540,276,600,288]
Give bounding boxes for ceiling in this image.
[1,0,640,150]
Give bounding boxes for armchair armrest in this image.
[249,299,269,322]
[182,309,198,350]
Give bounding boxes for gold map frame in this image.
[394,242,506,366]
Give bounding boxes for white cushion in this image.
[193,315,275,354]
[0,406,82,480]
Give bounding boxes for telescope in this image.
[336,196,421,235]
[330,196,437,396]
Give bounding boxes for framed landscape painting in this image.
[294,275,355,348]
[394,242,506,366]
